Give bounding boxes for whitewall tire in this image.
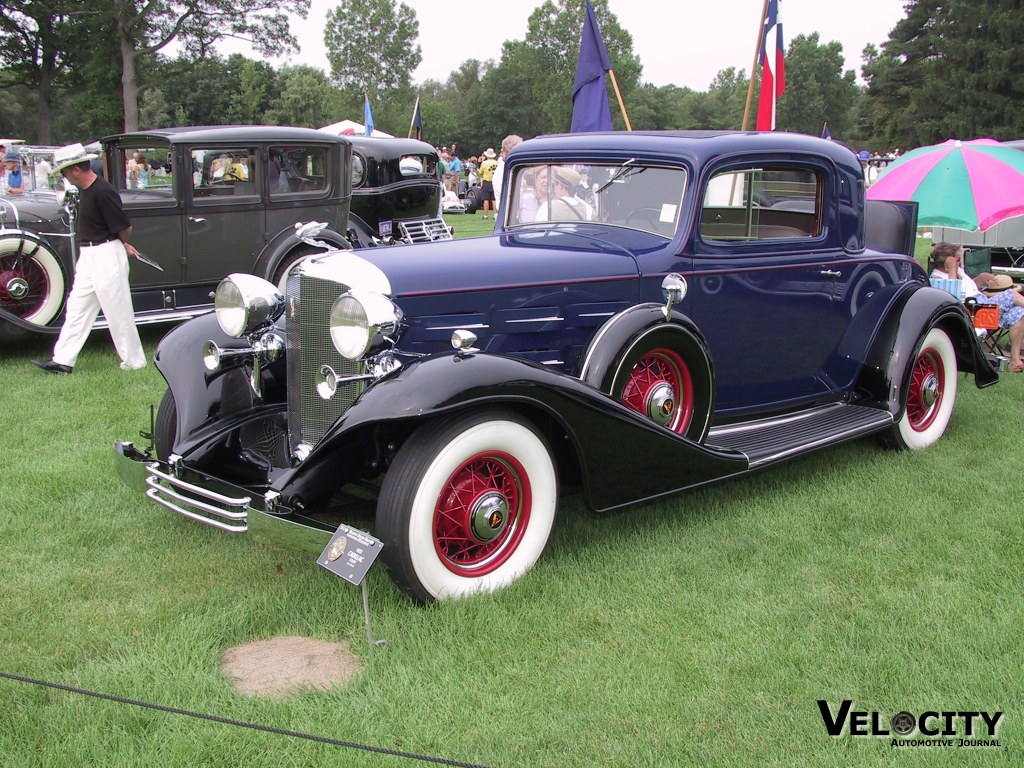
[377,409,558,603]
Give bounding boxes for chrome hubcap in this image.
[921,374,940,409]
[646,382,676,427]
[5,275,28,300]
[470,492,509,542]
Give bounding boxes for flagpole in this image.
[741,0,771,131]
[607,69,632,131]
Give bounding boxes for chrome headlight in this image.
[329,289,403,360]
[214,273,285,338]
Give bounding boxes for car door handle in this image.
[820,269,842,277]
[188,216,207,223]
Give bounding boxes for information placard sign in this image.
[317,524,383,586]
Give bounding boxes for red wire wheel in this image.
[433,451,531,576]
[905,345,945,432]
[619,347,694,435]
[0,256,49,316]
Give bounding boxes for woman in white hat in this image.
[30,143,146,374]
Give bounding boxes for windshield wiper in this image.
[595,159,643,195]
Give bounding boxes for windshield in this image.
[504,162,686,237]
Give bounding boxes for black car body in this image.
[344,136,451,246]
[115,130,997,603]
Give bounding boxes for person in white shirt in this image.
[928,241,993,299]
[533,166,593,222]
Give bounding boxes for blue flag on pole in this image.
[364,94,374,136]
[821,122,831,140]
[409,95,423,141]
[570,0,613,132]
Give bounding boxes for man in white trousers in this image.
[31,143,146,374]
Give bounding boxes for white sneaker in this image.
[120,361,147,371]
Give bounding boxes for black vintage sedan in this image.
[0,126,353,340]
[116,131,997,603]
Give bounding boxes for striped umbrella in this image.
[866,138,1024,231]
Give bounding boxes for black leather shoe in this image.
[31,359,73,374]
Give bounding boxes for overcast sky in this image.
[231,0,909,91]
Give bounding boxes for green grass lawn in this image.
[1,231,1019,766]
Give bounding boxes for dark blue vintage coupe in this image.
[116,131,997,603]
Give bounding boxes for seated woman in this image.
[929,241,995,298]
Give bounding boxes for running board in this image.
[706,403,893,468]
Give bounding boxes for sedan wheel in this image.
[0,235,65,326]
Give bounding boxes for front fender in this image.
[298,352,747,513]
[854,284,997,415]
[154,312,287,452]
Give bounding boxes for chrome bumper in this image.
[113,441,331,553]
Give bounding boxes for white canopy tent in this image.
[319,120,394,139]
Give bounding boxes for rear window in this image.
[700,166,821,241]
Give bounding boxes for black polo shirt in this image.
[77,176,131,243]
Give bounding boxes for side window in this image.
[116,146,173,198]
[269,145,328,198]
[192,147,258,199]
[701,166,821,241]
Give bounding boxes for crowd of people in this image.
[435,133,600,224]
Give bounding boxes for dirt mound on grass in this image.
[220,636,362,698]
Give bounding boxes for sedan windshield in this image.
[504,162,687,238]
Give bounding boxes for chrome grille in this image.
[285,270,365,454]
[397,217,451,242]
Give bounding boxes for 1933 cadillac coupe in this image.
[115,131,997,603]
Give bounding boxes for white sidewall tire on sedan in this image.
[0,234,65,326]
[377,410,558,603]
[890,327,958,450]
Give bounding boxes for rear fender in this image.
[853,284,997,415]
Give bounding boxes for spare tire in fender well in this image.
[576,305,715,443]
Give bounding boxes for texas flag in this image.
[756,0,786,131]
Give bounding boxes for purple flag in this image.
[570,0,613,132]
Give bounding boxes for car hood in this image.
[0,191,64,226]
[350,224,669,298]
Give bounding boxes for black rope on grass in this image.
[0,671,493,768]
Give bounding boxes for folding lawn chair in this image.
[965,297,1010,368]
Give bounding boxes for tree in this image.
[515,0,641,133]
[265,65,344,128]
[776,33,859,138]
[108,0,309,132]
[690,68,749,129]
[862,0,1024,147]
[226,58,277,124]
[0,0,86,142]
[323,0,421,97]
